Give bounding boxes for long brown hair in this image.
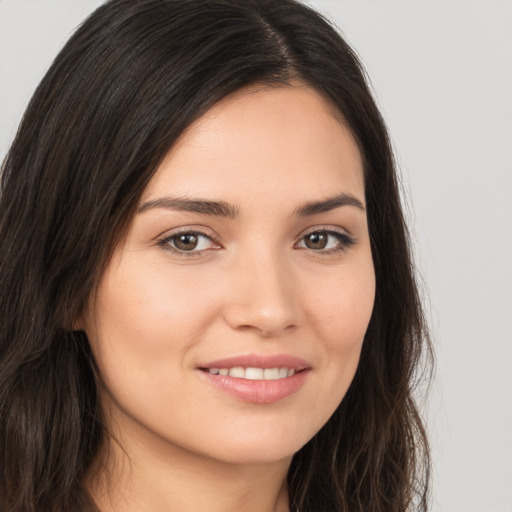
[0,1,432,510]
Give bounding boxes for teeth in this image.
[229,367,245,378]
[245,367,263,380]
[206,367,297,380]
[263,368,279,380]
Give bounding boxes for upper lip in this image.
[198,353,311,371]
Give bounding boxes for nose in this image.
[222,249,300,338]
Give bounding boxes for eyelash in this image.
[157,228,355,257]
[157,230,220,257]
[297,229,356,255]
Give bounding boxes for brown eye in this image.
[304,232,328,250]
[173,233,199,251]
[160,231,217,254]
[297,230,355,253]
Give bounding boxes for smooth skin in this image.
[80,84,376,512]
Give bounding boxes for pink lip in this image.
[197,369,309,404]
[196,353,311,404]
[198,353,311,371]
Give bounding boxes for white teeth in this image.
[207,366,297,380]
[263,368,279,380]
[245,367,264,380]
[229,367,245,378]
[278,367,288,378]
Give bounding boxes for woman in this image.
[0,0,432,511]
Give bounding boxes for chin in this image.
[191,421,318,466]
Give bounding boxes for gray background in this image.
[1,1,511,511]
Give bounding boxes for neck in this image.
[86,423,291,512]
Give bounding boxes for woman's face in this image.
[81,85,375,465]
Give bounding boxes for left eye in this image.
[296,230,352,252]
[162,232,216,252]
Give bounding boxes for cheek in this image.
[84,260,226,441]
[98,259,218,334]
[309,259,375,349]
[86,259,223,387]
[303,256,375,412]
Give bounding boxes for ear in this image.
[69,307,87,332]
[72,317,85,332]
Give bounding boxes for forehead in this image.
[142,84,365,207]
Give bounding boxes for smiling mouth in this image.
[199,367,304,380]
[197,361,310,403]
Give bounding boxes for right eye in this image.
[158,231,219,254]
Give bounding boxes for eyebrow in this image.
[137,192,365,217]
[138,196,239,217]
[294,193,366,216]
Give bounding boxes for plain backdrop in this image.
[1,1,511,511]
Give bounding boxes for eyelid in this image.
[155,226,223,256]
[299,225,354,238]
[154,225,222,243]
[295,226,356,253]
